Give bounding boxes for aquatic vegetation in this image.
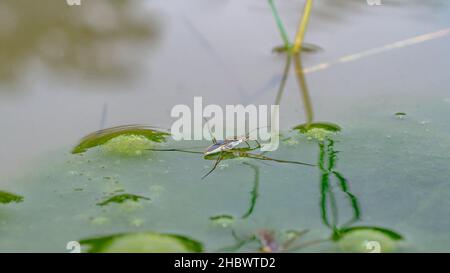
[336,227,403,253]
[209,163,260,224]
[310,137,404,250]
[317,139,361,232]
[80,232,203,253]
[71,125,170,154]
[210,215,235,228]
[268,0,291,49]
[96,193,150,206]
[293,0,313,53]
[102,135,154,156]
[294,122,342,134]
[268,0,315,54]
[0,191,23,204]
[395,112,407,119]
[273,43,322,54]
[241,163,260,219]
[294,122,342,141]
[333,226,404,241]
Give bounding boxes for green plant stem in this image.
[241,163,260,219]
[268,0,291,49]
[293,53,314,125]
[293,0,313,53]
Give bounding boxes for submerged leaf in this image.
[0,191,24,204]
[80,232,203,253]
[97,193,150,206]
[71,125,170,154]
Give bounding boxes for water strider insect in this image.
[203,122,262,156]
[148,122,314,179]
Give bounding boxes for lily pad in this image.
[334,226,403,241]
[102,135,154,156]
[71,125,170,154]
[80,232,203,253]
[334,226,403,253]
[97,193,150,206]
[0,191,24,204]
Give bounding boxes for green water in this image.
[0,0,450,252]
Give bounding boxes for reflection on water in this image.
[0,0,159,85]
[0,0,449,252]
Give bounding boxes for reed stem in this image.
[293,0,313,53]
[293,53,314,125]
[268,0,291,49]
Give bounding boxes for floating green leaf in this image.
[97,193,150,206]
[0,191,24,204]
[335,227,403,253]
[102,135,153,156]
[293,122,342,134]
[334,226,403,241]
[294,122,342,141]
[71,125,170,154]
[80,232,203,253]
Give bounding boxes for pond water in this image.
[0,0,449,252]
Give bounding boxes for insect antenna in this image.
[204,117,217,144]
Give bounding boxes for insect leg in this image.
[254,140,261,148]
[201,153,224,180]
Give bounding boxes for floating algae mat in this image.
[1,105,450,252]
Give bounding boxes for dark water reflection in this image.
[0,0,160,85]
